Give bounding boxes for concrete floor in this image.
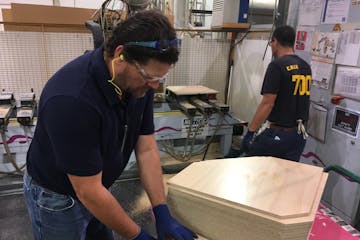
[0,175,156,240]
[0,193,32,240]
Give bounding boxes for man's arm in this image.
[135,134,166,207]
[135,134,197,240]
[68,173,140,239]
[248,94,277,131]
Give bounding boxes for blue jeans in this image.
[23,173,114,240]
[248,128,306,162]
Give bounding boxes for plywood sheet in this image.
[168,157,325,218]
[166,85,219,96]
[167,157,328,240]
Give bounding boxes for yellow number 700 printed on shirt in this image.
[292,74,311,96]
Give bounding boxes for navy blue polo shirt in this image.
[26,47,155,198]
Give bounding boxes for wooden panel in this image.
[1,8,40,32]
[167,157,328,240]
[2,9,12,21]
[166,85,219,96]
[2,4,94,33]
[168,157,324,218]
[10,3,96,25]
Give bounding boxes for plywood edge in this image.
[167,183,317,225]
[307,172,329,216]
[167,188,314,240]
[167,189,280,240]
[167,159,327,220]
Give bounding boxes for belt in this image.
[269,124,297,132]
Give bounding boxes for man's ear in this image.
[114,45,124,60]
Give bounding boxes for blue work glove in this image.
[153,204,198,240]
[131,229,156,240]
[241,130,255,153]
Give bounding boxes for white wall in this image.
[59,0,104,9]
[228,39,272,122]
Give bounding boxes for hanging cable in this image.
[0,129,25,175]
[158,111,226,161]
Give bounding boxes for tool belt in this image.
[256,120,308,140]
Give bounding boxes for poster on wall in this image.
[311,32,340,60]
[295,26,315,52]
[333,65,360,100]
[308,102,328,142]
[298,0,324,25]
[321,0,351,24]
[335,30,360,66]
[332,107,360,137]
[311,56,334,89]
[347,0,360,23]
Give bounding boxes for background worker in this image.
[242,25,311,162]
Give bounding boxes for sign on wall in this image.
[335,30,360,67]
[321,0,351,24]
[298,0,323,25]
[332,107,360,137]
[311,32,340,60]
[333,65,360,101]
[296,26,315,52]
[311,56,334,89]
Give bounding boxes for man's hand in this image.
[153,204,198,240]
[241,130,255,153]
[131,229,156,240]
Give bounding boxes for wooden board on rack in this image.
[211,22,250,30]
[2,3,95,33]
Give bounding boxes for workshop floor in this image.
[0,176,156,240]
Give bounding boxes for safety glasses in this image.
[133,60,169,83]
[268,38,275,46]
[125,39,181,52]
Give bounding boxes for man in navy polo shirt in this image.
[24,10,197,240]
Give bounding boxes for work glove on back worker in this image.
[241,130,255,153]
[153,204,198,240]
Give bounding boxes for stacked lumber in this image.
[167,157,328,240]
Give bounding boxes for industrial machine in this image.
[154,85,243,161]
[16,92,36,126]
[0,91,15,129]
[0,91,29,174]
